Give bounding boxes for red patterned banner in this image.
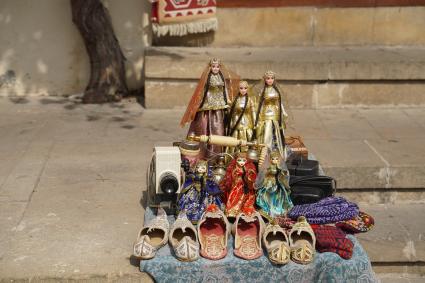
[153,0,217,24]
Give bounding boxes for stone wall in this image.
[0,0,151,97]
[1,1,424,97]
[156,7,425,47]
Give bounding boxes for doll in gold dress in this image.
[254,71,289,158]
[180,58,239,158]
[226,81,256,154]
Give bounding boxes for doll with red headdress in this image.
[221,152,257,218]
[180,58,239,158]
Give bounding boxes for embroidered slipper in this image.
[198,204,230,260]
[169,211,199,262]
[133,208,169,260]
[262,223,290,265]
[233,210,264,260]
[289,216,316,265]
[335,211,375,234]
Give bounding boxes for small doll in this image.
[255,151,293,220]
[221,153,257,218]
[180,58,239,158]
[254,70,289,158]
[226,80,256,154]
[177,160,223,224]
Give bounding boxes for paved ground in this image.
[0,96,424,281]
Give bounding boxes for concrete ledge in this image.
[145,46,425,80]
[340,189,425,206]
[145,79,425,109]
[357,203,425,266]
[145,46,425,108]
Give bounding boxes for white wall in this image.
[0,0,151,97]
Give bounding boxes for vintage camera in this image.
[147,146,182,213]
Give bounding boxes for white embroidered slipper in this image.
[263,223,290,265]
[133,208,169,260]
[169,210,199,262]
[289,216,316,265]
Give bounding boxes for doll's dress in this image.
[256,167,293,219]
[256,86,288,158]
[177,173,223,224]
[226,94,255,155]
[188,73,229,158]
[224,166,257,218]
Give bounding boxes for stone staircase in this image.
[144,46,425,109]
[144,5,425,278]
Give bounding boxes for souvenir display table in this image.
[140,208,377,283]
[136,62,378,283]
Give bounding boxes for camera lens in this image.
[160,173,179,195]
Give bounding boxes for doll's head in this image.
[239,81,249,96]
[263,70,276,86]
[209,58,221,75]
[235,152,248,167]
[270,151,281,165]
[195,160,208,175]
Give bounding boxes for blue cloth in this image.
[140,208,377,283]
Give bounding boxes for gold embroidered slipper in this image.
[169,211,199,262]
[198,204,230,260]
[262,223,290,265]
[133,208,169,260]
[233,210,265,260]
[289,216,316,265]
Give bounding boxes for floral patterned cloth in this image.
[141,208,377,283]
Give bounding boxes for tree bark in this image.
[71,0,128,103]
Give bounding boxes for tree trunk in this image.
[71,0,128,103]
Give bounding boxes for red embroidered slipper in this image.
[198,204,230,260]
[335,211,375,234]
[233,211,264,260]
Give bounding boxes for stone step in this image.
[356,203,425,274]
[339,189,425,206]
[376,274,425,283]
[288,108,425,203]
[137,108,425,205]
[144,46,425,109]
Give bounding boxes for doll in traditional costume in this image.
[177,160,223,224]
[180,58,239,158]
[221,153,257,218]
[254,71,289,158]
[255,151,293,220]
[226,81,256,154]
